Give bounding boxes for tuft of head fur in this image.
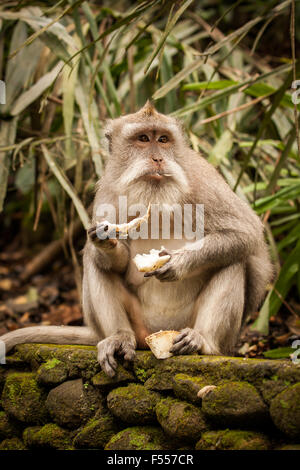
[138,100,157,117]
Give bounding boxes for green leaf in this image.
[263,347,295,359]
[182,80,238,91]
[251,290,271,335]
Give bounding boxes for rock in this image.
[2,372,48,424]
[270,383,300,439]
[201,381,268,427]
[107,384,160,424]
[12,343,100,380]
[36,359,68,386]
[92,365,135,392]
[0,437,26,450]
[172,373,210,403]
[23,423,73,450]
[105,426,173,450]
[73,410,119,449]
[195,430,270,450]
[258,378,291,405]
[45,379,103,429]
[0,411,21,439]
[144,372,174,391]
[156,397,208,441]
[134,352,300,391]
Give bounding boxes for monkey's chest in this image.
[126,238,200,331]
[136,277,200,332]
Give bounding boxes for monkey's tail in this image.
[0,326,100,354]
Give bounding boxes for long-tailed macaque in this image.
[1,102,273,376]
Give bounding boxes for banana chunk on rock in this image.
[145,330,179,359]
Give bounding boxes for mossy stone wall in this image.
[0,344,299,450]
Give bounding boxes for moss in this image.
[105,426,173,450]
[270,383,300,439]
[196,430,270,450]
[156,397,209,442]
[107,383,161,425]
[2,372,48,424]
[144,372,174,391]
[36,359,68,386]
[23,423,73,450]
[0,437,26,450]
[73,411,119,449]
[134,368,148,382]
[43,358,61,370]
[92,365,135,392]
[12,344,100,380]
[259,379,290,405]
[201,381,268,428]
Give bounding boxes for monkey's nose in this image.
[152,156,163,163]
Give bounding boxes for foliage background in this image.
[0,0,299,355]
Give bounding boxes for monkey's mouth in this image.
[142,171,171,182]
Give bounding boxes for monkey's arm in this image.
[87,225,130,273]
[146,227,260,282]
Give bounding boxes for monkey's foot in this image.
[169,327,203,355]
[97,330,136,377]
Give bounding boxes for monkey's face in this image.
[105,103,190,205]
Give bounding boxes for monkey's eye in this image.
[158,135,168,143]
[138,134,150,142]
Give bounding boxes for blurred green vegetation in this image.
[0,0,299,335]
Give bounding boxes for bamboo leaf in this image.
[10,61,64,116]
[41,144,90,229]
[144,0,194,75]
[0,117,18,212]
[75,68,103,178]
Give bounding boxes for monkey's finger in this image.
[103,359,117,377]
[118,341,135,359]
[144,270,159,278]
[98,353,116,377]
[159,249,170,257]
[170,337,189,353]
[174,343,195,355]
[123,348,136,362]
[98,343,118,376]
[172,330,189,344]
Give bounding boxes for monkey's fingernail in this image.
[159,250,168,256]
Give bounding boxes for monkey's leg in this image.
[83,251,140,377]
[170,262,245,356]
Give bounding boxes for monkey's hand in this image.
[144,250,187,282]
[88,223,118,251]
[97,330,136,377]
[169,328,203,355]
